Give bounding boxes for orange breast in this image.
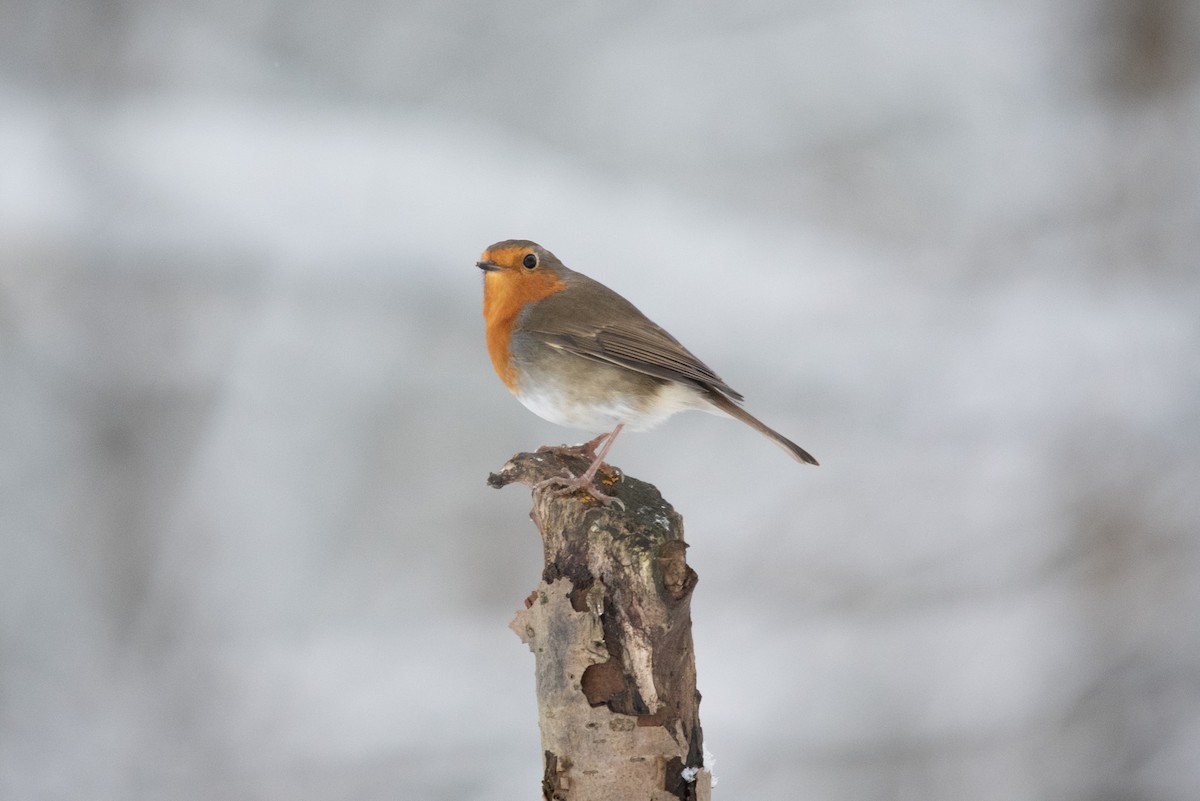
[483,268,566,391]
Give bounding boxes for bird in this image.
[478,239,817,505]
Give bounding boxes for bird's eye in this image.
[522,253,538,269]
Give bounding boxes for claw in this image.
[536,472,625,508]
[533,424,626,508]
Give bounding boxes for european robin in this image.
[478,239,817,505]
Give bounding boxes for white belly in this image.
[514,380,716,433]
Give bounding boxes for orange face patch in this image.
[481,247,566,391]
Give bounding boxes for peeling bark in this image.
[490,450,713,801]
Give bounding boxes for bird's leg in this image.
[537,430,612,461]
[536,423,625,508]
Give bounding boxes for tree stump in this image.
[489,450,713,801]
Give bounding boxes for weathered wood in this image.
[489,450,713,801]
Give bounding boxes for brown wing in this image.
[522,271,745,402]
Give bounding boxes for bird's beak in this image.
[476,260,500,272]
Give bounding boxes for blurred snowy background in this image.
[2,0,1199,798]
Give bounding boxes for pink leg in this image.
[537,429,613,461]
[535,423,626,507]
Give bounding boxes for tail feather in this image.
[705,391,819,466]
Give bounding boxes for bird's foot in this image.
[534,424,625,508]
[535,466,625,510]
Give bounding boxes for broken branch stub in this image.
[490,450,713,801]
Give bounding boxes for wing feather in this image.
[532,319,744,401]
[519,269,745,401]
